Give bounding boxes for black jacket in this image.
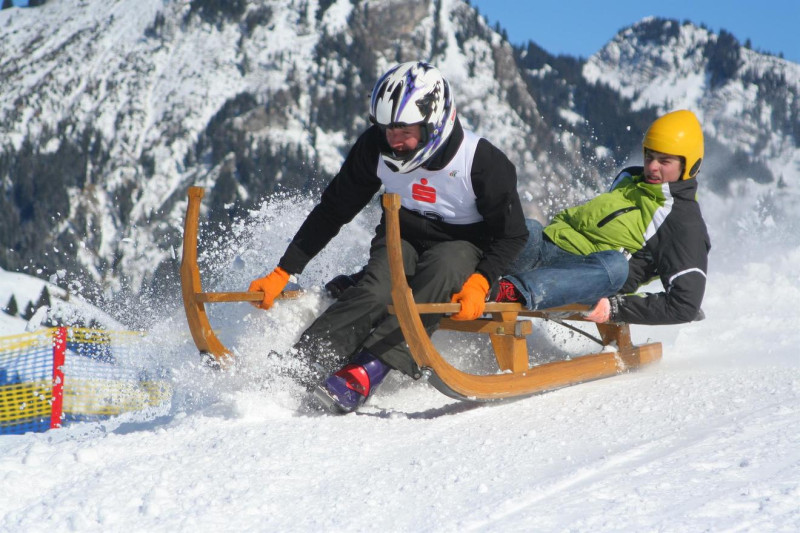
[614,167,711,324]
[278,119,528,283]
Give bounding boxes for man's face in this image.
[385,124,422,154]
[643,149,684,184]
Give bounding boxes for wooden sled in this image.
[381,193,662,401]
[180,186,300,366]
[180,186,661,400]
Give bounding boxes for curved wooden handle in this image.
[181,187,233,364]
[180,187,305,366]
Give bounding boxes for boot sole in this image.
[311,385,353,415]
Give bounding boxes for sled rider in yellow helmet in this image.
[642,108,704,183]
[494,109,711,326]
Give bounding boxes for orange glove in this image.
[248,267,290,310]
[450,273,490,321]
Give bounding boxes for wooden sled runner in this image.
[180,187,661,399]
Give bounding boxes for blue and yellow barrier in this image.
[0,327,172,435]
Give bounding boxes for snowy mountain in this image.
[0,0,574,299]
[583,17,800,194]
[1,0,798,312]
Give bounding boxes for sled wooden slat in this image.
[437,318,533,336]
[389,302,587,315]
[381,193,662,401]
[195,291,263,303]
[195,290,303,304]
[389,302,592,323]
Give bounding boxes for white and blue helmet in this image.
[369,61,457,173]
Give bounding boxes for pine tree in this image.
[22,301,35,321]
[35,286,51,309]
[4,295,18,316]
[706,29,742,88]
[2,0,15,11]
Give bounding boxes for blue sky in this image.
[7,1,797,64]
[471,0,800,64]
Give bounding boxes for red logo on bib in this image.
[412,179,436,203]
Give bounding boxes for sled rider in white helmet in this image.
[248,61,528,413]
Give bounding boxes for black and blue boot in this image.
[313,351,390,414]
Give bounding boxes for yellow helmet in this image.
[643,109,704,180]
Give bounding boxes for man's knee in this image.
[338,278,392,308]
[600,251,630,290]
[525,218,544,235]
[507,219,545,273]
[421,241,480,274]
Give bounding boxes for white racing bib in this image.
[378,130,483,224]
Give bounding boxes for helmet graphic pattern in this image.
[370,61,456,173]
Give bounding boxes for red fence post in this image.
[50,327,67,429]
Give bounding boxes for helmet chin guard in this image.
[370,61,456,173]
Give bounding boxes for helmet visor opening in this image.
[378,123,431,160]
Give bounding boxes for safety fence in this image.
[0,327,172,435]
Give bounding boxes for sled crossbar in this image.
[381,193,662,401]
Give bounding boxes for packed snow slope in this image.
[1,178,799,531]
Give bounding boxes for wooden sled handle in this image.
[180,187,299,366]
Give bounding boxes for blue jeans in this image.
[504,220,629,310]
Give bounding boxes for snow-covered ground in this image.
[1,181,799,531]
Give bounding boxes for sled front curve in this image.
[381,193,662,401]
[180,187,299,366]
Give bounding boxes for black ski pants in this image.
[293,234,482,379]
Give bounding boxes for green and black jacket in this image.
[544,166,711,325]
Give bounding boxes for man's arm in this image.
[470,139,529,284]
[610,221,709,325]
[278,127,383,275]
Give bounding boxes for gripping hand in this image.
[450,273,490,321]
[248,267,290,310]
[585,298,610,323]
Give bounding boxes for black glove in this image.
[324,269,366,299]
